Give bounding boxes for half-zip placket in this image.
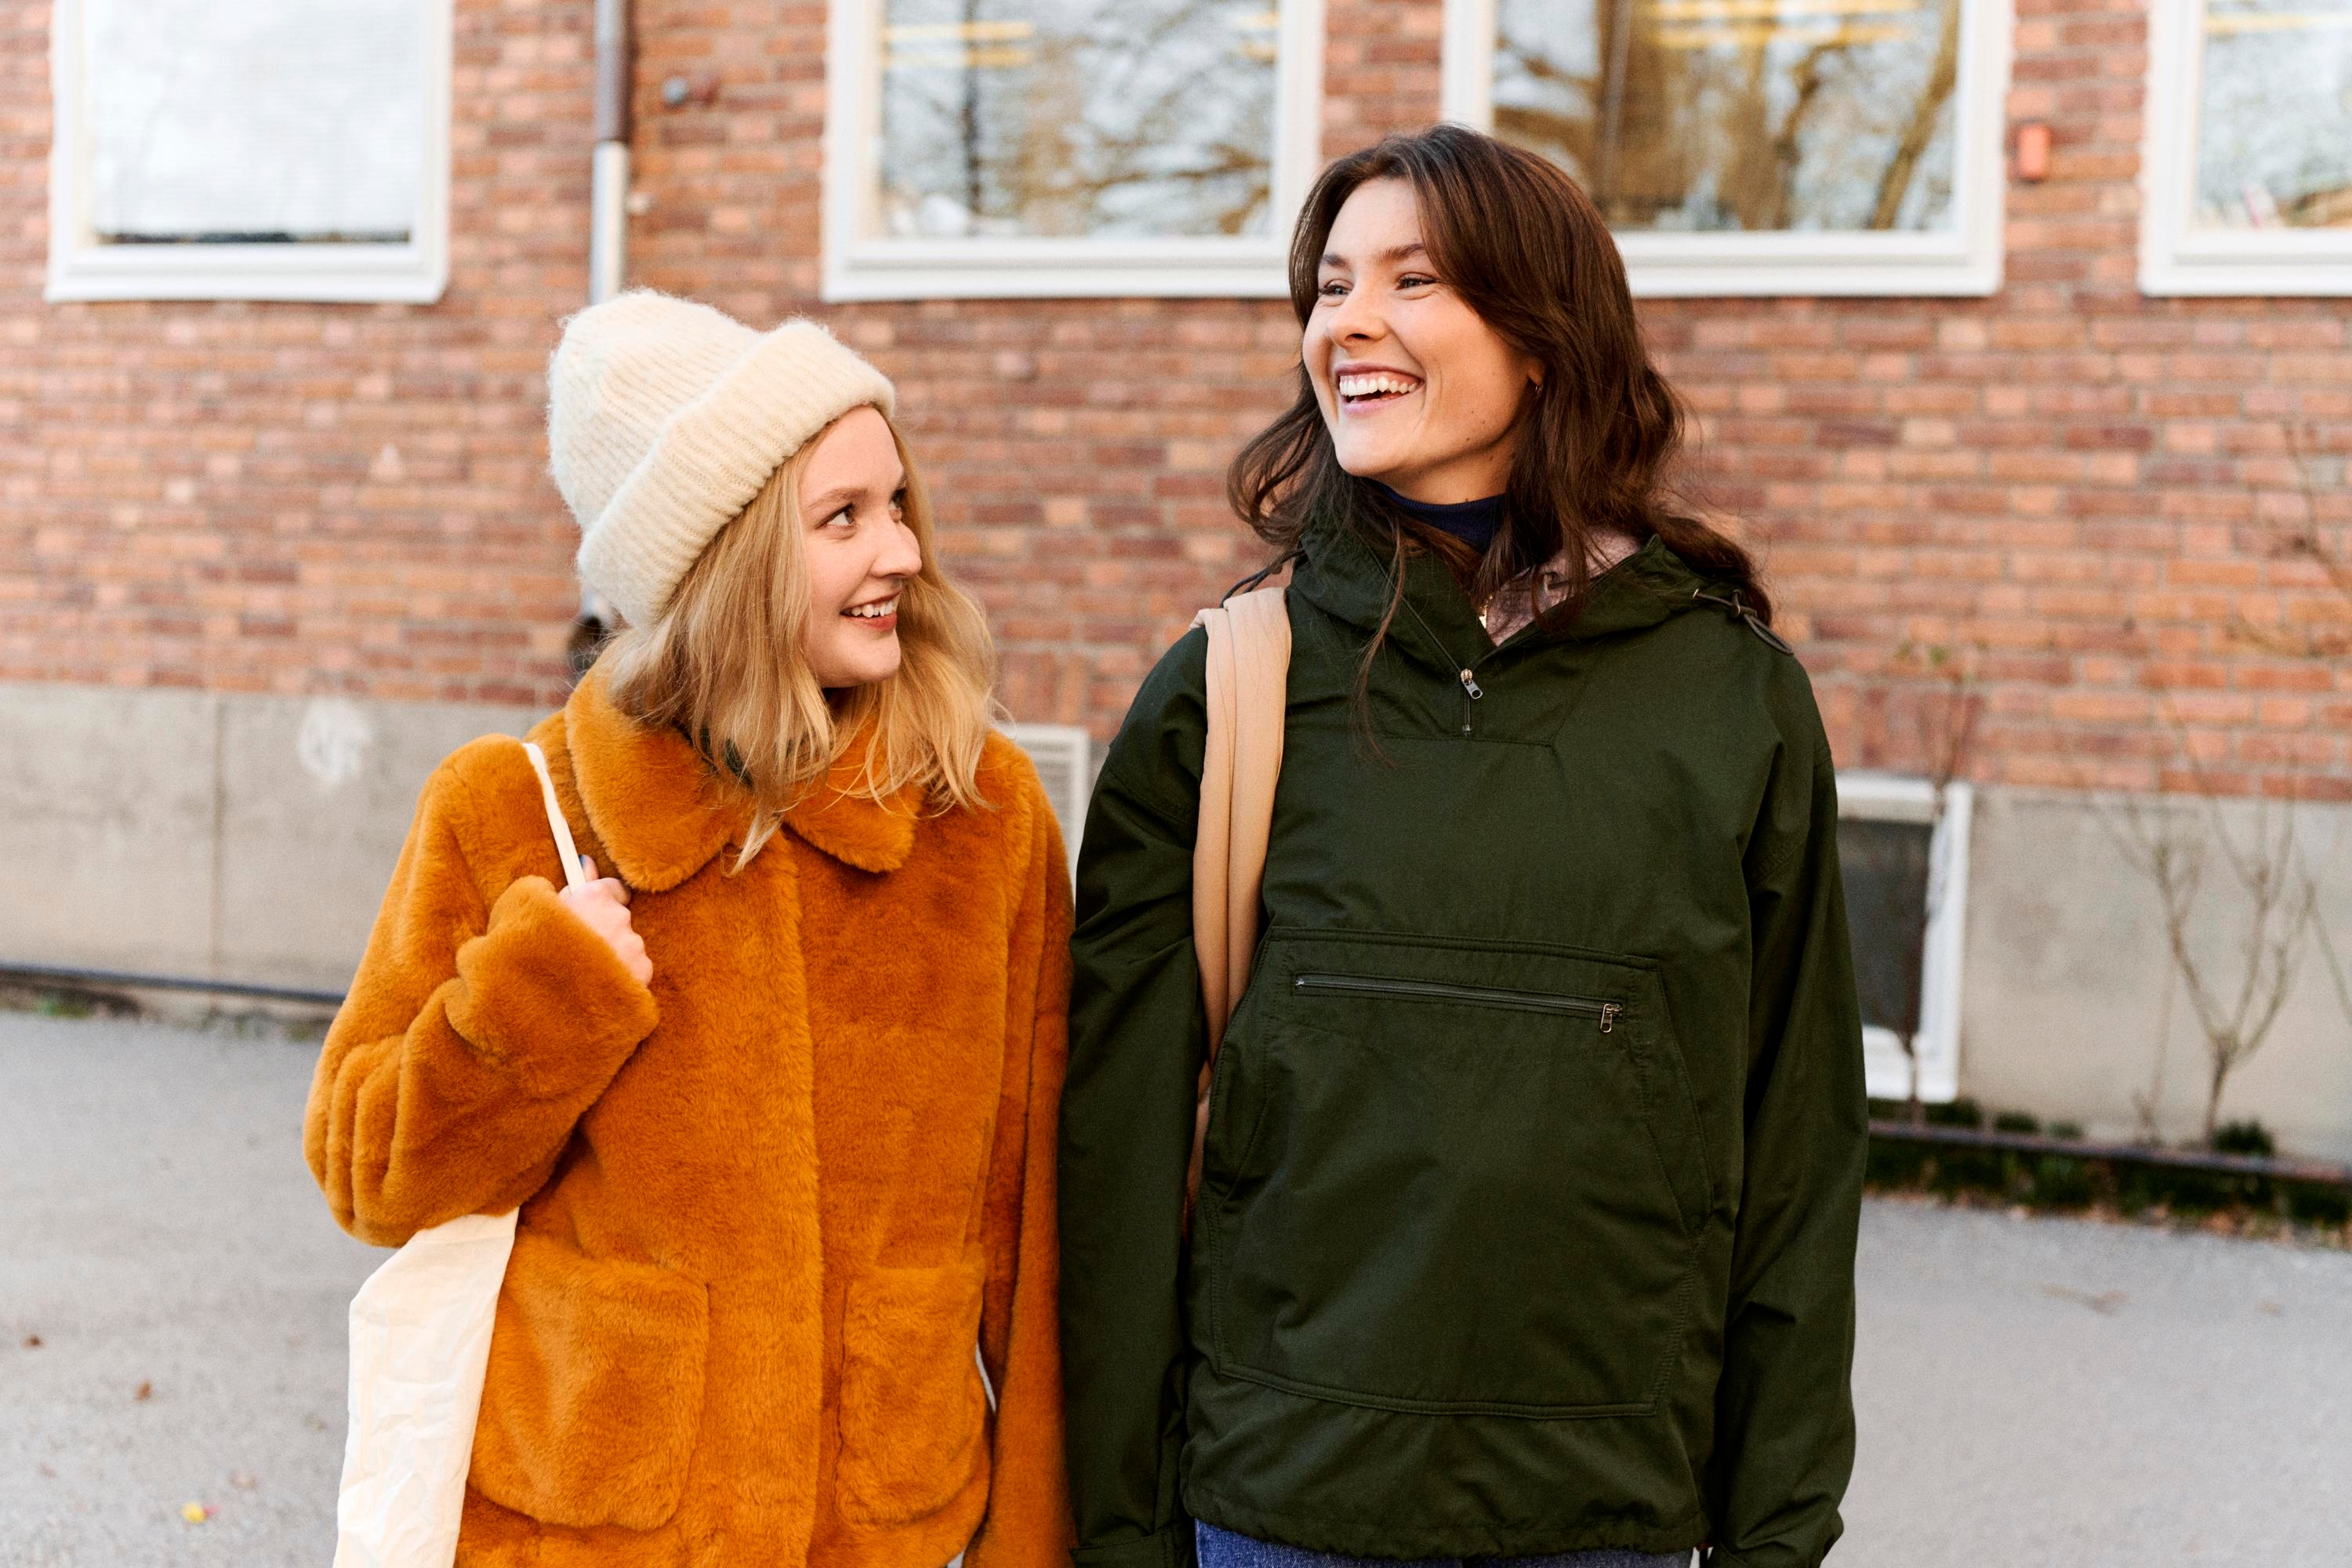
[1396,590,1487,738]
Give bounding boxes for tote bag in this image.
[333,739,588,1568]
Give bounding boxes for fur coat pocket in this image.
[837,1256,989,1527]
[469,1229,710,1531]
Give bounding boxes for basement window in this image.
[45,0,452,303]
[823,0,1327,300]
[1836,772,1973,1103]
[1440,0,2011,296]
[2140,0,2352,295]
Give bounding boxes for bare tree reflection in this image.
[1871,0,1961,229]
[879,0,1276,241]
[1494,0,1963,233]
[2194,2,2352,229]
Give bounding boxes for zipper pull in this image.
[1457,669,1483,738]
[1599,1003,1620,1034]
[1459,669,1483,701]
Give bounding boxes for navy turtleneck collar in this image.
[1375,482,1504,552]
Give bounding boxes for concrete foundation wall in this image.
[1961,789,2352,1162]
[5,681,2347,1159]
[0,683,537,993]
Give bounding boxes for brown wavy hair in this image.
[1228,124,1769,642]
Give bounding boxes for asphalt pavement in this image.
[2,1010,2347,1566]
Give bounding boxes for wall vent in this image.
[1001,723,1094,877]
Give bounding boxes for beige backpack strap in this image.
[521,740,592,893]
[1185,586,1290,1221]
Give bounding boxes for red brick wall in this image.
[1654,0,2352,802]
[0,0,591,707]
[5,0,2347,796]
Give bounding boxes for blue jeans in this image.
[1196,1521,1693,1568]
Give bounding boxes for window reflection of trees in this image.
[1491,0,1962,232]
[877,1,1279,241]
[2194,0,2352,230]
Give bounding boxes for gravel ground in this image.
[0,1010,379,1567]
[3,1010,2348,1566]
[1842,1197,2352,1565]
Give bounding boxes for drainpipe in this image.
[572,0,632,667]
[589,0,632,308]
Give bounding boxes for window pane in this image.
[83,0,423,244]
[1493,0,1964,232]
[2193,0,2352,229]
[1838,817,1933,1040]
[873,0,1280,241]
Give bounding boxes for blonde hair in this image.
[602,412,996,866]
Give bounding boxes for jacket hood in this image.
[1283,520,1754,673]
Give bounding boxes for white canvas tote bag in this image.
[333,739,588,1568]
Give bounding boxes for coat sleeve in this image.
[1058,630,1211,1568]
[971,771,1078,1568]
[1708,684,1867,1568]
[303,752,659,1247]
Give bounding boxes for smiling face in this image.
[1304,177,1544,505]
[796,405,924,690]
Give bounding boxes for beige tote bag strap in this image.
[520,740,591,894]
[1185,586,1290,1222]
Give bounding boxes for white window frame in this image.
[2140,0,2352,296]
[1838,771,1973,1104]
[1439,0,2012,297]
[822,0,1325,301]
[45,0,452,304]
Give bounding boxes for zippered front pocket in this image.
[1294,972,1621,1033]
[1200,931,1711,1418]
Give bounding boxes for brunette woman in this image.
[1060,128,1865,1568]
[308,292,1073,1568]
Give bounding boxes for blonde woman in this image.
[307,292,1073,1568]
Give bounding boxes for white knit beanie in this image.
[549,289,897,627]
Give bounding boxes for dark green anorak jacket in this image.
[1060,527,1866,1568]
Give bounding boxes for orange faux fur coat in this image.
[305,666,1073,1568]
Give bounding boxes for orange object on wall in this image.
[2016,122,2053,182]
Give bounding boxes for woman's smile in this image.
[1333,361,1425,412]
[843,593,898,633]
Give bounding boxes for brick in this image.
[0,0,2340,802]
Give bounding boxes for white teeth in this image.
[848,597,897,619]
[1338,372,1418,399]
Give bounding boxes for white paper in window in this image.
[82,0,424,242]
